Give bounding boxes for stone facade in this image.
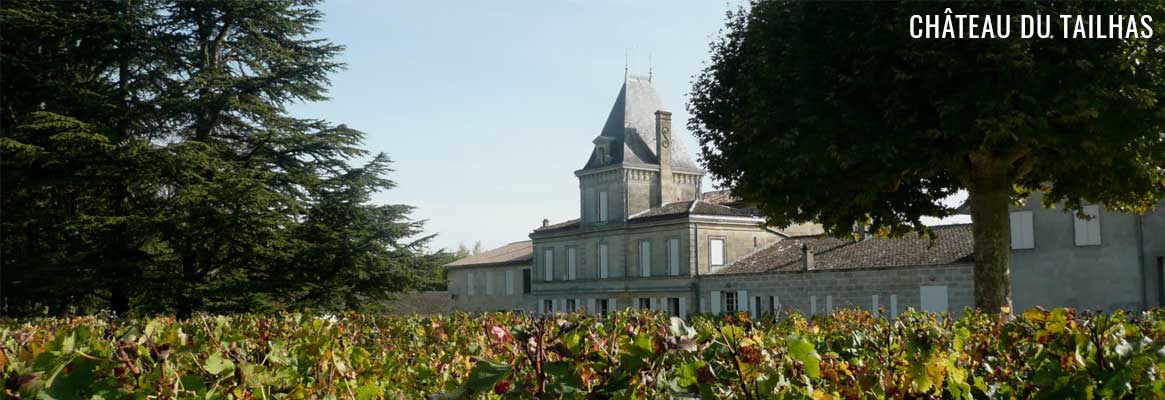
[697,264,975,317]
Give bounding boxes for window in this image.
[598,191,609,223]
[724,291,738,313]
[543,299,553,314]
[668,238,680,276]
[566,299,576,312]
[710,238,726,268]
[667,298,681,317]
[639,240,652,277]
[754,297,763,316]
[505,270,514,295]
[543,249,554,281]
[1009,211,1034,249]
[598,244,609,278]
[1073,205,1101,246]
[567,247,577,280]
[598,299,609,316]
[522,269,531,294]
[638,297,651,310]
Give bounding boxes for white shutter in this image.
[710,291,721,314]
[639,241,652,277]
[567,248,577,280]
[872,295,879,313]
[710,239,725,267]
[598,244,609,278]
[651,298,659,311]
[505,270,514,295]
[920,286,949,313]
[890,295,899,316]
[737,290,748,315]
[700,298,708,313]
[543,249,554,281]
[826,295,833,313]
[609,298,617,312]
[678,296,688,318]
[588,298,597,314]
[668,238,680,276]
[1074,205,1101,246]
[810,295,817,315]
[466,272,474,296]
[1010,211,1034,249]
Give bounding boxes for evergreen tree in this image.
[1,0,438,316]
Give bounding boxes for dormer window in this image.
[592,136,615,165]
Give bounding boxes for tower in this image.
[575,76,703,227]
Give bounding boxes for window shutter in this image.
[598,244,609,278]
[640,241,651,277]
[485,272,493,295]
[668,239,680,276]
[710,239,725,267]
[737,290,749,315]
[678,296,688,318]
[567,248,577,280]
[543,249,554,281]
[609,298,617,312]
[710,291,721,314]
[505,271,514,295]
[588,298,597,314]
[1074,205,1101,246]
[598,191,608,222]
[1009,211,1034,249]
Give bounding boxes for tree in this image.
[689,1,1165,311]
[1,0,437,316]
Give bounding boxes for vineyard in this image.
[3,308,1165,399]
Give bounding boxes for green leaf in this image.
[204,352,235,376]
[787,336,820,379]
[466,358,510,392]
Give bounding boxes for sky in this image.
[289,0,969,253]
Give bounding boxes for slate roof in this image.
[628,200,760,223]
[531,218,582,234]
[581,76,701,173]
[445,240,533,268]
[717,224,974,274]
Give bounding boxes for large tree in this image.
[1,0,437,316]
[689,1,1165,311]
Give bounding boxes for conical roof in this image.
[581,76,701,173]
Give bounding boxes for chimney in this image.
[655,110,674,206]
[801,243,814,271]
[542,218,549,228]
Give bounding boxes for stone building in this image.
[445,76,1165,317]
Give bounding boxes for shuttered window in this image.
[567,247,577,280]
[543,249,554,281]
[710,238,726,267]
[1073,205,1101,246]
[598,191,608,222]
[639,240,651,277]
[598,244,609,278]
[668,238,680,276]
[1009,211,1034,249]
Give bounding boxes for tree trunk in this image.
[967,164,1013,313]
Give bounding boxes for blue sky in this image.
[290,0,968,252]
